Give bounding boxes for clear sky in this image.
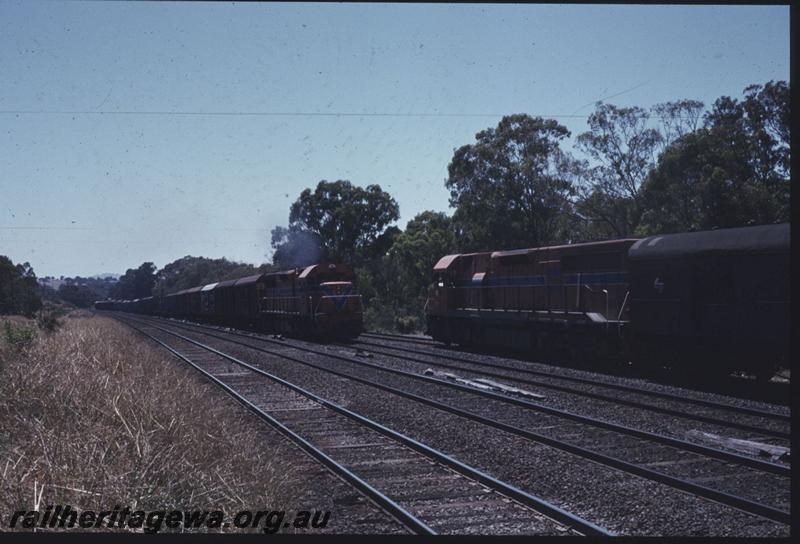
[0,2,789,277]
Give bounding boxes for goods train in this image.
[425,223,790,380]
[96,263,363,339]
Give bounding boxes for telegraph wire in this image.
[0,109,700,120]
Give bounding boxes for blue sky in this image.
[0,2,789,277]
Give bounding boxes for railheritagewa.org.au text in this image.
[6,505,331,533]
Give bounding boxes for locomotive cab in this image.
[427,269,454,314]
[319,280,355,294]
[297,264,363,339]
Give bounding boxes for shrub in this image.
[362,300,397,332]
[394,315,419,334]
[2,321,37,349]
[36,311,62,333]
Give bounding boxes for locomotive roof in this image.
[491,238,640,259]
[629,223,789,260]
[162,263,351,296]
[298,263,350,278]
[234,274,265,286]
[491,248,529,258]
[171,285,203,296]
[231,269,301,286]
[435,239,639,271]
[433,254,460,271]
[298,264,316,278]
[433,253,489,271]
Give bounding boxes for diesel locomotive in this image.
[425,223,790,379]
[96,263,363,339]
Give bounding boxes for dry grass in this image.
[0,315,301,532]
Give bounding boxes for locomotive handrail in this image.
[440,283,628,329]
[617,290,630,321]
[443,284,630,290]
[583,284,610,331]
[617,290,631,338]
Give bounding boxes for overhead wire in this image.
[0,109,701,120]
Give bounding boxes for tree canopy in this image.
[446,114,578,252]
[574,103,663,237]
[386,211,456,310]
[108,262,157,300]
[639,81,789,233]
[56,284,99,308]
[271,180,400,268]
[0,256,42,317]
[152,256,269,296]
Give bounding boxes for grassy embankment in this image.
[0,312,317,532]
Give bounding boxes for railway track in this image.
[116,316,606,536]
[119,315,790,533]
[346,338,789,439]
[364,331,441,346]
[155,318,790,474]
[362,333,791,419]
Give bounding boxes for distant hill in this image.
[39,274,119,287]
[91,273,121,280]
[38,278,66,290]
[38,274,119,305]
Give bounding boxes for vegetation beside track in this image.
[0,314,322,533]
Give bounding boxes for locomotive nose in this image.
[320,281,352,292]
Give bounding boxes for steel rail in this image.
[364,331,439,345]
[126,316,790,525]
[359,335,790,423]
[119,318,435,536]
[149,316,789,477]
[118,316,613,537]
[342,340,789,439]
